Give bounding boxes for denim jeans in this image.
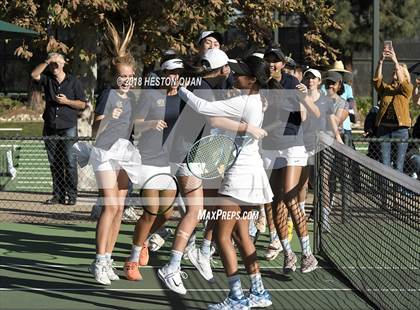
[43,125,78,200]
[377,126,409,173]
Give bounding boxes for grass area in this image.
[0,121,43,137]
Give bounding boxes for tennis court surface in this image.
[0,222,377,310]
[1,135,419,310]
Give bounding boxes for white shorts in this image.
[137,165,176,190]
[262,146,308,169]
[172,162,205,177]
[171,162,222,190]
[91,158,122,172]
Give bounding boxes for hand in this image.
[112,107,123,119]
[151,120,167,131]
[55,94,69,105]
[388,48,398,64]
[362,130,371,137]
[46,54,61,65]
[246,123,267,140]
[380,51,386,62]
[296,83,308,93]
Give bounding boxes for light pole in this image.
[372,0,379,106]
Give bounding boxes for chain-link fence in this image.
[1,136,419,223]
[352,137,420,179]
[0,136,99,223]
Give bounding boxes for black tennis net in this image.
[314,134,420,310]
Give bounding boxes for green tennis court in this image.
[1,136,419,310]
[0,222,376,310]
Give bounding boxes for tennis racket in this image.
[186,134,254,179]
[139,173,180,216]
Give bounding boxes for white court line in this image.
[1,264,418,270]
[0,288,355,292]
[0,288,418,292]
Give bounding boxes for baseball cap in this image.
[160,58,184,71]
[324,71,342,83]
[229,55,270,86]
[197,31,223,45]
[284,56,296,69]
[264,47,285,62]
[251,52,265,59]
[202,49,229,70]
[304,68,322,80]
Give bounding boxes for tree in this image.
[326,0,419,60]
[2,0,342,135]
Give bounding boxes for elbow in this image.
[31,72,39,81]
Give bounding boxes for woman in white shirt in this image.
[177,56,273,310]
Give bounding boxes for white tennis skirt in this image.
[219,155,273,205]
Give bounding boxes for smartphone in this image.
[384,40,392,51]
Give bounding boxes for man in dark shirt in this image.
[31,53,87,205]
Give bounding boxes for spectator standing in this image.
[373,46,413,172]
[31,53,87,205]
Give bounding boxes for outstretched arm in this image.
[178,87,244,118]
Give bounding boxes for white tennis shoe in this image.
[88,260,111,285]
[157,264,188,295]
[187,248,214,283]
[106,259,120,281]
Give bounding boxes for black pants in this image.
[43,125,78,200]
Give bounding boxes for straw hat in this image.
[328,60,350,73]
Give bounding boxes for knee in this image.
[141,211,157,223]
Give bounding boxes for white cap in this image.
[197,31,223,45]
[252,52,265,59]
[160,58,184,71]
[202,49,229,70]
[304,68,322,80]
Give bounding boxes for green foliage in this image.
[327,0,420,57]
[0,97,24,114]
[356,96,373,121]
[2,0,341,66]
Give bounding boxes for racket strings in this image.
[187,135,237,179]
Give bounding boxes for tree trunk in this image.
[27,80,44,111]
[71,22,98,192]
[71,22,98,138]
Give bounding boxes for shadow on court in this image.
[0,222,377,309]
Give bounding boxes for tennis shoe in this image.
[157,264,188,295]
[265,239,282,261]
[106,259,120,281]
[188,248,214,283]
[283,251,297,273]
[89,260,111,285]
[248,289,272,308]
[207,295,249,310]
[124,259,142,281]
[301,254,318,273]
